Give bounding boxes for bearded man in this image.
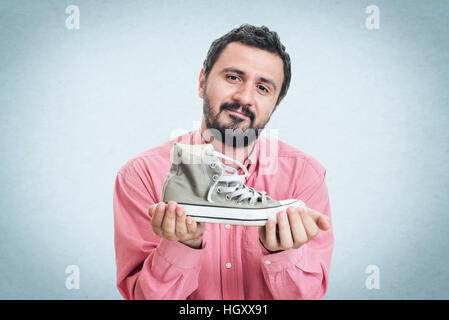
[113,24,334,300]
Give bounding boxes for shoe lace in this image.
[206,149,267,205]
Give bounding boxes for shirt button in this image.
[225,262,232,269]
[264,260,271,265]
[225,224,231,229]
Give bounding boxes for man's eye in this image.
[227,75,239,81]
[258,85,269,93]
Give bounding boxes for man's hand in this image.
[259,206,330,253]
[149,201,205,249]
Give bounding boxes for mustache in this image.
[220,102,255,120]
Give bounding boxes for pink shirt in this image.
[113,129,334,300]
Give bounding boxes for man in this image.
[113,24,334,299]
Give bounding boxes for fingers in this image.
[306,208,331,231]
[150,201,205,243]
[175,205,187,240]
[148,203,158,217]
[262,210,297,252]
[260,206,330,252]
[264,219,278,249]
[299,208,319,239]
[151,202,166,236]
[277,211,293,249]
[186,215,197,234]
[161,201,177,240]
[287,207,308,248]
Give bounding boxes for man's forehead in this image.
[212,42,284,87]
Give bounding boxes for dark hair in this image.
[203,24,291,106]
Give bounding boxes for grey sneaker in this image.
[160,143,305,226]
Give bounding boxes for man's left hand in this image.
[258,206,330,253]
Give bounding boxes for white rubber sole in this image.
[178,199,306,226]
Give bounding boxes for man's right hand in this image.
[149,201,205,249]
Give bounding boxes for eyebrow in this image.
[220,67,278,92]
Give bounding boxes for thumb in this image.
[304,208,331,231]
[148,203,160,217]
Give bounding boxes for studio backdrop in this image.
[0,0,448,299]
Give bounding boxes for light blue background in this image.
[0,0,448,299]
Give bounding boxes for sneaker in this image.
[159,142,306,226]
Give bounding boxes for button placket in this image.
[220,223,233,298]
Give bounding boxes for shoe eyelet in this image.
[217,187,222,193]
[212,174,219,181]
[209,162,216,169]
[225,194,231,201]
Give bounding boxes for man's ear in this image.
[198,68,206,99]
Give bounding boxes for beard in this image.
[202,88,271,148]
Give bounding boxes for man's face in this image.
[199,41,284,147]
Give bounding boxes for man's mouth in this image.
[226,108,250,119]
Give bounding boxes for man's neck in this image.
[200,120,256,169]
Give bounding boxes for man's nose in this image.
[232,82,255,108]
